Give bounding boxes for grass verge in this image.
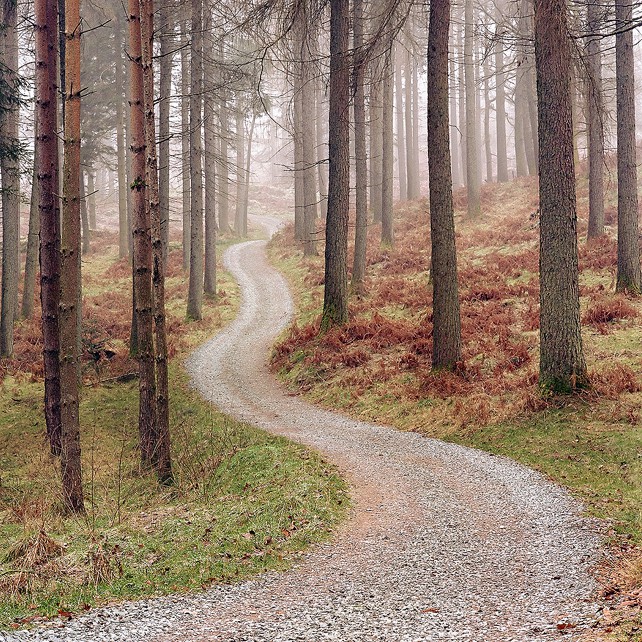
[0,228,347,630]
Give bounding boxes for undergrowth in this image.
[0,221,347,629]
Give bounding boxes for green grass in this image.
[0,366,347,629]
[0,227,347,630]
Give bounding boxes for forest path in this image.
[9,219,602,642]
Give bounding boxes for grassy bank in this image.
[0,230,347,629]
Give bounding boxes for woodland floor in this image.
[0,204,346,630]
[269,174,642,640]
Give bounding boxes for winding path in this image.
[8,223,602,642]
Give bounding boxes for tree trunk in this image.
[302,52,318,256]
[449,50,461,188]
[428,0,462,370]
[351,0,368,293]
[241,112,255,238]
[293,81,305,241]
[203,8,216,297]
[316,78,328,218]
[464,0,480,217]
[158,1,172,261]
[0,0,20,357]
[586,0,604,239]
[180,10,190,270]
[456,22,467,187]
[187,0,204,319]
[381,47,394,246]
[535,0,588,392]
[494,9,508,182]
[484,57,493,182]
[129,0,157,465]
[395,50,407,200]
[615,0,641,293]
[35,0,62,456]
[321,0,350,331]
[514,77,528,177]
[234,106,245,237]
[370,70,383,222]
[217,40,229,234]
[22,120,40,319]
[115,15,128,259]
[87,168,96,229]
[59,0,84,513]
[80,169,90,254]
[141,0,172,484]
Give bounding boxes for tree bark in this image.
[302,44,318,256]
[158,1,172,261]
[187,0,204,319]
[535,0,588,392]
[351,0,368,293]
[234,106,245,237]
[36,0,62,455]
[395,50,407,200]
[464,0,480,217]
[203,7,216,296]
[22,121,40,319]
[59,0,84,513]
[217,39,229,234]
[129,0,156,464]
[321,0,350,331]
[585,0,604,239]
[615,0,641,293]
[140,0,172,484]
[448,49,461,188]
[0,0,20,357]
[381,47,394,246]
[115,15,129,259]
[180,10,190,270]
[428,0,462,370]
[370,64,383,221]
[494,8,508,183]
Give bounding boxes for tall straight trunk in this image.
[293,83,304,241]
[115,16,128,259]
[141,0,172,484]
[586,0,604,239]
[158,1,172,261]
[514,78,528,177]
[217,41,229,234]
[405,47,416,195]
[129,0,156,465]
[203,9,216,296]
[80,170,90,254]
[241,113,255,238]
[411,56,420,189]
[428,0,461,370]
[369,70,383,220]
[494,10,508,182]
[520,0,538,176]
[59,0,84,513]
[395,50,407,200]
[484,58,493,182]
[0,0,20,357]
[321,0,350,331]
[36,0,62,456]
[180,11,190,270]
[187,0,204,318]
[381,47,394,246]
[316,79,328,218]
[448,50,461,188]
[22,122,40,319]
[234,106,245,237]
[535,0,588,392]
[464,0,480,217]
[301,33,318,256]
[87,169,96,229]
[351,0,368,293]
[456,23,467,187]
[615,0,641,293]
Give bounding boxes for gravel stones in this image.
[4,226,602,642]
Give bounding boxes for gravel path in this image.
[4,221,602,641]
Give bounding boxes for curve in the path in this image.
[6,226,602,642]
